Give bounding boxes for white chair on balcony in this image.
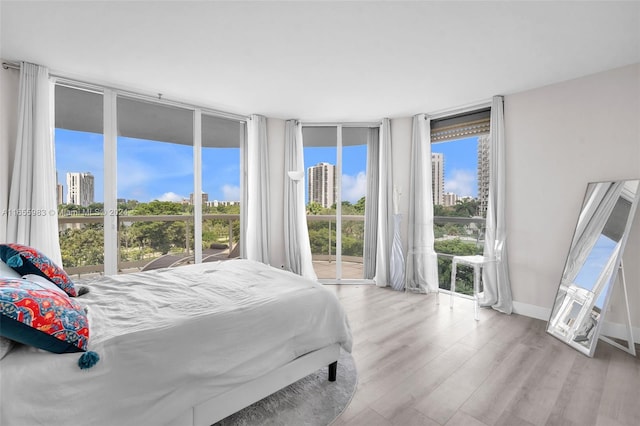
[449,240,502,321]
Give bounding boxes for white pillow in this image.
[1,263,20,359]
[22,274,69,297]
[0,259,21,279]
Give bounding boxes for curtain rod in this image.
[2,60,249,123]
[428,100,492,120]
[301,121,381,128]
[2,61,19,70]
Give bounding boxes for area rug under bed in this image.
[214,349,357,426]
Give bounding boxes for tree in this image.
[354,196,366,214]
[454,199,479,217]
[307,202,324,215]
[60,224,104,267]
[434,238,480,295]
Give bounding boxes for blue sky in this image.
[55,129,478,204]
[573,234,617,309]
[432,136,479,198]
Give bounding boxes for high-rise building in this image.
[431,153,444,205]
[443,192,458,207]
[57,183,64,206]
[56,171,64,205]
[477,134,490,217]
[189,192,209,205]
[308,162,336,209]
[66,172,94,207]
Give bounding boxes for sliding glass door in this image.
[303,125,375,282]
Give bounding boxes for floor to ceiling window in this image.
[200,114,244,262]
[303,125,375,283]
[430,107,490,296]
[55,84,105,275]
[54,81,245,277]
[116,96,195,272]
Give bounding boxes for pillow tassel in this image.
[78,351,100,370]
[7,254,23,268]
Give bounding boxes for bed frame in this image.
[171,343,341,425]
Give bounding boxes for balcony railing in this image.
[59,213,485,294]
[59,213,240,277]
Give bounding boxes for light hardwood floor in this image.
[326,285,640,426]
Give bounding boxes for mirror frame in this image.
[546,179,640,357]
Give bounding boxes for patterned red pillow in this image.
[0,278,89,353]
[0,243,77,297]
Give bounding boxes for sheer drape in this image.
[563,181,624,284]
[481,95,513,313]
[239,122,248,259]
[405,114,438,293]
[284,120,316,280]
[245,114,270,264]
[5,62,61,265]
[374,119,393,287]
[363,127,380,279]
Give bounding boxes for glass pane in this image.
[431,135,487,294]
[304,127,337,279]
[340,129,368,280]
[201,114,241,261]
[116,97,194,273]
[55,86,104,278]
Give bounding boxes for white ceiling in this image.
[1,1,639,121]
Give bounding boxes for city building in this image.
[431,153,444,206]
[66,172,94,207]
[477,134,490,217]
[56,172,63,205]
[443,192,458,207]
[307,162,336,209]
[189,192,209,205]
[56,183,63,206]
[207,200,239,208]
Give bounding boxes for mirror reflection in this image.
[547,179,639,356]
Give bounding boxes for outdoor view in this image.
[56,107,487,295]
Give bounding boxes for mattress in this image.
[0,259,352,426]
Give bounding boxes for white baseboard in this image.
[512,301,551,321]
[512,301,640,342]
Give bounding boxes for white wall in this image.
[0,62,19,241]
[504,63,640,329]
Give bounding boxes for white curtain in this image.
[481,95,513,313]
[563,181,624,284]
[374,119,393,287]
[283,120,316,280]
[363,127,380,280]
[405,114,438,293]
[5,62,61,265]
[245,114,270,264]
[239,122,248,259]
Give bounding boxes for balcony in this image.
[58,213,484,295]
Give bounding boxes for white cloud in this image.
[222,184,240,201]
[156,192,185,202]
[341,172,367,203]
[444,170,476,198]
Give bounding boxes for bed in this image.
[0,256,353,426]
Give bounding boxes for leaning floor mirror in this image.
[547,179,640,357]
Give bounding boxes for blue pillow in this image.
[0,278,89,354]
[0,243,77,297]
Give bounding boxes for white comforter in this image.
[0,259,352,426]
